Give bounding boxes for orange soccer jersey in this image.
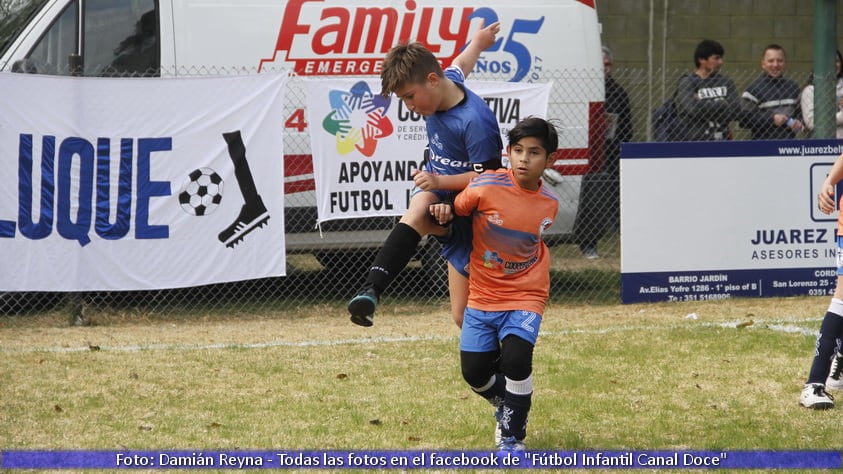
[454,168,559,314]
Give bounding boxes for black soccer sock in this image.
[461,351,506,406]
[501,377,532,440]
[364,223,421,295]
[222,131,261,204]
[807,311,843,384]
[475,373,506,407]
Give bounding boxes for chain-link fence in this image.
[0,65,827,318]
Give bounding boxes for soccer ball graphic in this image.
[178,167,224,216]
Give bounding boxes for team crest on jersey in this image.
[539,217,553,235]
[430,132,443,151]
[483,250,504,270]
[487,213,504,225]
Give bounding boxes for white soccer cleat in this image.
[800,383,834,409]
[826,352,843,391]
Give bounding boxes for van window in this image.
[90,0,159,77]
[25,2,76,75]
[0,0,49,60]
[23,0,159,76]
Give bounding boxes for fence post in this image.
[812,0,838,139]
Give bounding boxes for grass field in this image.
[0,294,840,472]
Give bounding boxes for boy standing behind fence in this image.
[429,117,559,451]
[348,22,503,328]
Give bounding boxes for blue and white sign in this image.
[0,72,288,291]
[620,140,843,304]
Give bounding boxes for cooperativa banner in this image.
[0,72,288,291]
[302,78,552,225]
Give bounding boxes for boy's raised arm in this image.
[452,20,501,78]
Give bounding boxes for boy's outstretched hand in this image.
[472,20,501,51]
[429,202,455,226]
[453,19,501,77]
[412,169,440,191]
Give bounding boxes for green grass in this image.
[0,296,838,472]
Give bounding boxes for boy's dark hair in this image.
[380,42,444,97]
[693,39,725,68]
[507,116,559,153]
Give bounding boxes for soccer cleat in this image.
[348,287,378,327]
[494,405,503,446]
[826,353,843,391]
[218,197,270,248]
[800,383,834,409]
[497,435,526,452]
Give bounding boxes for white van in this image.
[0,0,604,279]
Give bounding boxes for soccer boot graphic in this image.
[218,198,270,248]
[218,130,270,248]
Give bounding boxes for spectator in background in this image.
[800,50,843,138]
[575,46,632,259]
[674,39,739,141]
[740,44,803,139]
[106,10,159,76]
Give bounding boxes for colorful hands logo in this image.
[483,250,504,270]
[322,81,393,157]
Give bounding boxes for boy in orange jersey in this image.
[429,116,559,451]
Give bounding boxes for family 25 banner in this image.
[0,72,288,291]
[303,78,552,225]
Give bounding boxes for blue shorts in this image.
[837,236,843,275]
[437,215,471,278]
[413,186,471,278]
[460,307,542,352]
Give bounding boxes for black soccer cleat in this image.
[348,287,379,327]
[218,197,269,248]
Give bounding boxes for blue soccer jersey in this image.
[424,66,503,275]
[424,66,503,201]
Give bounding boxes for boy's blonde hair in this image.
[380,42,444,97]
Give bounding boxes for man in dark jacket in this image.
[675,39,739,141]
[740,44,803,140]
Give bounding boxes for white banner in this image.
[0,72,288,291]
[303,79,552,224]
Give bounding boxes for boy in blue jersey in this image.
[348,22,503,328]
